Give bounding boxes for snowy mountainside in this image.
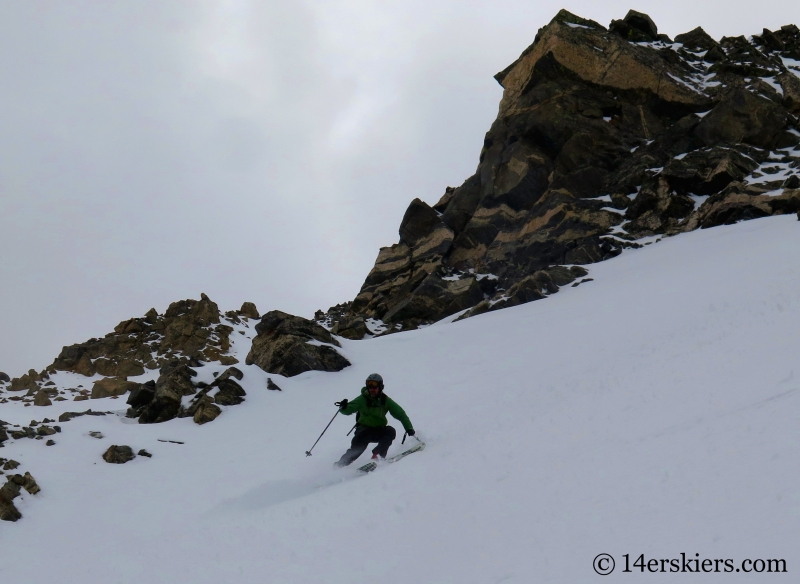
[2,216,799,582]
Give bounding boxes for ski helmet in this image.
[366,373,384,390]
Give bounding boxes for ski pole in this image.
[402,432,422,445]
[305,408,340,456]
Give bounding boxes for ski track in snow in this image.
[2,216,800,583]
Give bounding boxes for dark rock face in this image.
[459,266,588,319]
[689,189,800,228]
[135,362,197,424]
[126,380,156,408]
[324,10,800,332]
[102,445,136,464]
[245,311,351,377]
[0,372,10,383]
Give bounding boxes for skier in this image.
[334,373,415,467]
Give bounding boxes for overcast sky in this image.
[1,0,797,377]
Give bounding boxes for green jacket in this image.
[341,388,414,433]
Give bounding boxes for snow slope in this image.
[2,216,799,583]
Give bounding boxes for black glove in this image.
[407,428,415,436]
[335,399,348,410]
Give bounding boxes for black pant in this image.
[336,425,396,466]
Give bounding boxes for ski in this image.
[356,439,425,473]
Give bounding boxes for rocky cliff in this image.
[323,10,800,335]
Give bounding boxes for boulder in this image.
[0,483,22,522]
[126,380,156,407]
[0,372,9,383]
[138,362,197,424]
[102,445,136,464]
[239,302,260,319]
[331,316,368,340]
[0,471,40,521]
[778,71,800,114]
[3,460,20,471]
[90,378,140,399]
[674,27,719,52]
[783,175,800,190]
[399,198,446,247]
[610,10,659,42]
[266,378,283,391]
[186,393,212,417]
[193,399,221,425]
[245,311,351,377]
[15,472,40,495]
[137,449,152,458]
[9,369,43,393]
[213,378,246,406]
[0,426,7,444]
[33,391,52,407]
[216,366,244,383]
[0,497,20,525]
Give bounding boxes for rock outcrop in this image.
[48,293,234,379]
[135,362,198,424]
[322,10,800,334]
[4,294,253,407]
[246,311,351,377]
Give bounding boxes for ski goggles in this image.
[366,381,381,390]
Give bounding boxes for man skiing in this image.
[334,373,415,467]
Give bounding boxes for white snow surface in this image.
[3,217,800,582]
